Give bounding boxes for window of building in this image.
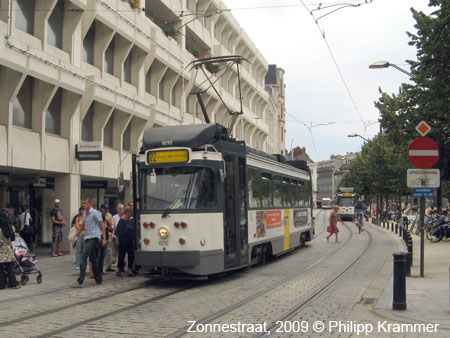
[123,123,131,151]
[15,0,34,35]
[105,39,114,75]
[81,105,94,141]
[103,113,113,148]
[123,51,132,84]
[13,76,33,129]
[159,74,165,101]
[145,66,152,93]
[83,22,95,65]
[45,88,62,135]
[171,85,176,106]
[47,0,64,48]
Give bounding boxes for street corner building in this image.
[0,0,286,252]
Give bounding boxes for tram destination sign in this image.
[76,142,103,161]
[147,149,189,164]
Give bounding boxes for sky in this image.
[221,0,433,162]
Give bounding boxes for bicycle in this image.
[356,213,364,233]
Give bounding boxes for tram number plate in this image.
[159,240,169,246]
[147,149,189,164]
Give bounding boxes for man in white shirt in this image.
[19,207,33,251]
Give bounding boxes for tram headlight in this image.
[158,227,169,239]
[200,239,206,246]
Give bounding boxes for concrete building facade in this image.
[0,0,284,251]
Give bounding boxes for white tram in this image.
[134,124,314,277]
[336,187,358,221]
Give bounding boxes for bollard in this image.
[405,252,411,276]
[399,225,402,237]
[391,222,394,232]
[395,222,398,234]
[392,252,407,310]
[407,239,413,266]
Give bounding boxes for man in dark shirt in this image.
[50,199,66,257]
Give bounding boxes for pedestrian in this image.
[71,198,106,287]
[326,205,344,243]
[101,204,114,272]
[0,208,21,289]
[112,203,125,265]
[72,207,85,270]
[50,199,66,257]
[19,207,34,251]
[115,206,135,277]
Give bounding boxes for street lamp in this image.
[369,61,414,77]
[347,133,368,142]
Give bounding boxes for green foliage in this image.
[376,1,450,183]
[162,27,179,38]
[340,134,410,196]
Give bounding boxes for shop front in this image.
[0,173,56,245]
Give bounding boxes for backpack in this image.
[356,201,363,209]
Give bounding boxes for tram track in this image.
[168,220,356,338]
[253,226,374,338]
[1,209,334,337]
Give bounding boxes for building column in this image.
[54,174,80,253]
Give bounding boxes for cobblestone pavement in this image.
[2,212,442,338]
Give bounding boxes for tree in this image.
[375,0,450,206]
[340,134,410,198]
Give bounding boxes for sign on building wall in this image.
[76,142,103,161]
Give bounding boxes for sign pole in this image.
[420,197,425,277]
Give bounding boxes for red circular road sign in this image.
[407,137,439,169]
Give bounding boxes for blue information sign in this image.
[413,187,435,197]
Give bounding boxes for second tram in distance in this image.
[134,123,314,277]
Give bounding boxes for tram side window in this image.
[304,181,311,207]
[273,175,283,208]
[261,173,273,208]
[248,168,262,208]
[282,178,294,207]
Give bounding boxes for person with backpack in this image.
[354,200,366,233]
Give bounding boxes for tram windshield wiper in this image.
[162,189,186,218]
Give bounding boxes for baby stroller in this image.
[11,236,43,285]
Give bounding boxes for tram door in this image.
[223,155,249,269]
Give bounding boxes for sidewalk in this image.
[371,219,450,330]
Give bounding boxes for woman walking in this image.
[326,205,344,243]
[115,206,135,277]
[0,208,21,289]
[72,207,85,270]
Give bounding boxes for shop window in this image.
[83,22,95,65]
[145,66,152,94]
[123,123,131,151]
[15,0,34,35]
[104,38,114,75]
[45,88,62,135]
[81,105,94,141]
[13,76,33,129]
[104,113,114,147]
[47,0,64,49]
[123,51,132,84]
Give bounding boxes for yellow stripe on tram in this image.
[284,209,290,250]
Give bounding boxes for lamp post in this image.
[369,61,414,78]
[347,133,369,142]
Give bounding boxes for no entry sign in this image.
[407,137,439,169]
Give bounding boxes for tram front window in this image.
[338,197,354,207]
[141,167,216,211]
